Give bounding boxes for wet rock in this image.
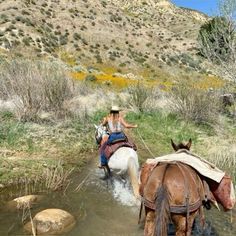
[6,195,44,211]
[24,208,76,235]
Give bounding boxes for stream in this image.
[0,159,235,236]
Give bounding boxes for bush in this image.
[198,16,234,62]
[0,60,74,121]
[127,82,152,112]
[169,82,220,124]
[85,74,97,82]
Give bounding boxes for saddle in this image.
[100,140,137,161]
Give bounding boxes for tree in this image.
[197,0,236,82]
[198,17,234,62]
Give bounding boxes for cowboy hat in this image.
[110,105,120,112]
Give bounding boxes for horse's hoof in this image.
[99,176,109,180]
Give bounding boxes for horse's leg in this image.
[104,164,111,177]
[100,164,111,180]
[144,208,155,236]
[172,215,186,236]
[172,211,198,236]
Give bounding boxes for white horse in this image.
[94,124,140,199]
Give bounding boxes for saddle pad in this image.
[102,141,137,160]
[146,149,225,183]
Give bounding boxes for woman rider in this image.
[98,105,138,168]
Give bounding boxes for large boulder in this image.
[24,208,76,235]
[5,195,44,212]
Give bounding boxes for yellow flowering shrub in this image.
[195,75,225,90]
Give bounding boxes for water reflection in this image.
[0,164,235,236]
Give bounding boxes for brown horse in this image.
[140,139,205,236]
[139,139,235,236]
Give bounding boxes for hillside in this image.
[0,0,209,76]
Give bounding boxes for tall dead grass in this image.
[0,59,74,121]
[127,81,151,112]
[169,82,220,124]
[207,151,236,183]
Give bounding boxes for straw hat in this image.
[110,105,120,112]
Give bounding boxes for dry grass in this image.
[0,59,74,121]
[169,81,221,124]
[43,161,74,192]
[127,81,152,112]
[207,151,236,182]
[0,0,207,76]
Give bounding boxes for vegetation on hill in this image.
[0,0,210,78]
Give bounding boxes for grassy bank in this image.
[126,111,236,182]
[0,111,104,187]
[1,109,235,187]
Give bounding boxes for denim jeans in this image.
[99,132,126,165]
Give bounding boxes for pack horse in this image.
[139,139,235,236]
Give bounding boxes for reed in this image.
[43,161,74,191]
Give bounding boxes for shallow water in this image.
[0,162,235,236]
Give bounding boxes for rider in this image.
[98,105,138,168]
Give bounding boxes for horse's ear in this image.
[186,138,192,150]
[171,139,178,151]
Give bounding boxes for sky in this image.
[172,0,219,16]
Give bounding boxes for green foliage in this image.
[85,74,97,82]
[90,110,107,124]
[0,121,26,148]
[198,16,235,62]
[126,111,200,163]
[0,111,14,120]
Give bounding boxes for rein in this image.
[137,128,156,158]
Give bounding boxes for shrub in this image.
[0,60,74,121]
[169,82,220,124]
[85,74,97,82]
[127,82,152,112]
[198,16,234,62]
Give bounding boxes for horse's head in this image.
[171,138,192,151]
[94,124,108,145]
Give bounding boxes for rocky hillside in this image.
[0,0,209,75]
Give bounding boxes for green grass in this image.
[126,111,202,162]
[0,109,235,186]
[0,120,27,148]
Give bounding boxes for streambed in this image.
[0,161,235,236]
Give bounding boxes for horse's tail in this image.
[154,164,170,236]
[127,154,140,198]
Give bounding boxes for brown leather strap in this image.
[176,163,190,233]
[142,197,202,214]
[170,199,202,214]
